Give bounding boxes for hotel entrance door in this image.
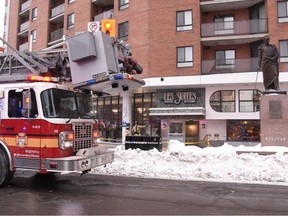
[185,121,199,145]
[167,120,200,144]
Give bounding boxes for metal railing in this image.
[19,21,29,32]
[51,4,64,18]
[202,57,258,74]
[94,9,114,21]
[21,0,30,12]
[19,42,29,51]
[201,19,267,37]
[49,28,63,42]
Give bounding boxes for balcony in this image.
[19,42,29,52]
[49,28,63,43]
[92,0,113,7]
[50,4,64,24]
[94,9,114,21]
[19,0,30,17]
[200,0,264,12]
[202,57,258,74]
[18,21,29,37]
[201,19,267,46]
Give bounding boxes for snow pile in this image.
[92,140,288,185]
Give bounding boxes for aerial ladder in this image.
[0,31,145,95]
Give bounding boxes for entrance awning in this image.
[149,107,205,116]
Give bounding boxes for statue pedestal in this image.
[262,90,287,95]
[260,93,288,146]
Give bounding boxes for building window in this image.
[31,7,37,21]
[278,1,288,23]
[227,120,260,141]
[31,29,36,43]
[280,40,288,62]
[67,13,75,29]
[177,46,193,67]
[119,0,129,10]
[176,10,192,31]
[239,90,261,112]
[68,0,75,3]
[118,21,128,40]
[215,50,235,71]
[214,15,234,35]
[210,90,235,112]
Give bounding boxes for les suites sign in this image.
[157,88,205,107]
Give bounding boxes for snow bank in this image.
[91,140,288,185]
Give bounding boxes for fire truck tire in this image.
[0,148,14,187]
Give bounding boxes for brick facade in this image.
[3,0,288,78]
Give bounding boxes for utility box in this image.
[67,31,119,88]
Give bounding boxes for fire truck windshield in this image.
[41,88,95,119]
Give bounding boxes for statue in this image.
[258,35,280,91]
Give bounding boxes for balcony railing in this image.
[19,42,28,51]
[94,9,114,21]
[21,0,30,12]
[51,4,64,18]
[19,21,29,32]
[201,19,267,37]
[202,57,258,74]
[49,28,63,42]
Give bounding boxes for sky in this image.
[92,140,288,186]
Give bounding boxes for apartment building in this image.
[3,0,288,145]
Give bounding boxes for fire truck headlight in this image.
[92,130,99,146]
[59,131,74,150]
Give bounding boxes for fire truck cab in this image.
[0,81,113,186]
[0,31,145,186]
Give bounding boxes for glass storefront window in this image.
[210,90,235,112]
[227,120,260,141]
[95,96,122,140]
[133,93,160,136]
[239,90,261,112]
[95,93,159,139]
[134,94,143,123]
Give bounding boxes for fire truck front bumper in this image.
[45,147,114,173]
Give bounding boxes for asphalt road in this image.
[0,172,288,215]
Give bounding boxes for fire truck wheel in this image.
[0,148,14,187]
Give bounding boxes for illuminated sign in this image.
[157,88,205,107]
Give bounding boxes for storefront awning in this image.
[149,107,205,116]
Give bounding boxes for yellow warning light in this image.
[101,19,116,37]
[105,22,111,29]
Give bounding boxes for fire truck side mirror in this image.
[22,90,31,117]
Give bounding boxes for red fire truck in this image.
[0,31,145,186]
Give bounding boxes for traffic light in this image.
[101,19,116,37]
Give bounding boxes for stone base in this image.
[260,94,288,146]
[262,90,287,95]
